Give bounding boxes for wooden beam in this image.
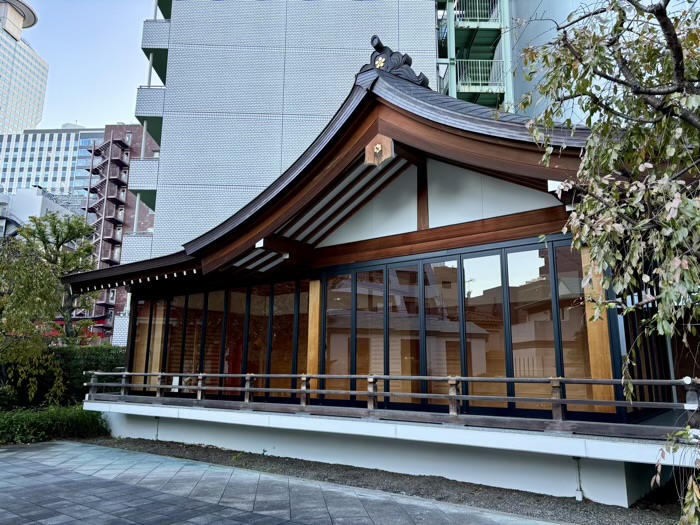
[312,207,569,268]
[259,235,311,261]
[364,133,395,167]
[417,159,428,231]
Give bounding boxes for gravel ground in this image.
[79,437,680,525]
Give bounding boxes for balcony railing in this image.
[455,0,500,23]
[84,372,697,441]
[456,59,505,91]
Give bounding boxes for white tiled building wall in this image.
[144,0,436,257]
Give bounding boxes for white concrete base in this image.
[88,402,678,508]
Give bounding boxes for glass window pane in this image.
[146,299,167,387]
[202,291,225,390]
[356,270,384,395]
[424,260,460,406]
[325,274,351,399]
[464,254,506,408]
[556,246,598,412]
[297,281,310,374]
[224,289,247,391]
[164,296,186,390]
[248,286,270,377]
[270,282,296,397]
[388,266,420,402]
[131,299,151,389]
[508,249,556,409]
[182,293,204,389]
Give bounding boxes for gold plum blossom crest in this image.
[374,57,386,69]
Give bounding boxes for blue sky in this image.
[26,0,157,129]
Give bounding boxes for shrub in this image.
[53,345,126,402]
[0,405,109,445]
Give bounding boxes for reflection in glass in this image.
[297,281,310,374]
[424,260,460,406]
[464,255,506,407]
[131,299,151,389]
[356,270,385,396]
[224,289,246,391]
[556,246,593,411]
[270,282,296,396]
[146,299,167,386]
[508,250,556,408]
[247,286,271,377]
[182,293,204,392]
[388,265,421,401]
[202,291,225,390]
[165,296,186,381]
[325,275,352,399]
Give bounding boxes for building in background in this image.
[0,0,48,133]
[132,0,436,260]
[0,186,74,237]
[0,126,104,213]
[84,124,159,342]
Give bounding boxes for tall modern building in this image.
[0,0,48,134]
[0,126,104,212]
[131,0,437,260]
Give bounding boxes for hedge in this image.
[0,405,109,445]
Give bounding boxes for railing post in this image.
[551,379,564,422]
[367,377,377,411]
[300,375,309,407]
[448,378,459,416]
[244,374,254,404]
[684,377,700,428]
[196,374,204,401]
[155,374,163,399]
[120,373,128,396]
[87,373,98,401]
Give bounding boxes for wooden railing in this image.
[84,372,699,440]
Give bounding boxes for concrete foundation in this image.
[89,402,676,508]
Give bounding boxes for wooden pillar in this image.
[307,280,323,395]
[582,248,616,413]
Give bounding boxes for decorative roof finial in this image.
[360,35,429,88]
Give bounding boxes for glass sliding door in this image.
[224,288,247,392]
[463,254,507,408]
[182,293,204,393]
[202,291,225,391]
[164,296,186,391]
[270,282,296,397]
[555,245,595,412]
[507,249,556,409]
[388,265,421,403]
[356,269,385,398]
[131,299,152,389]
[424,259,460,407]
[296,281,310,375]
[146,299,168,387]
[247,286,271,378]
[325,274,352,400]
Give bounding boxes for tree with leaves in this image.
[0,212,95,402]
[521,0,699,520]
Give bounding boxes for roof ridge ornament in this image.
[360,35,429,88]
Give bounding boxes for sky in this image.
[25,0,158,130]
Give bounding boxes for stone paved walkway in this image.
[0,441,566,525]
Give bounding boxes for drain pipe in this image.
[573,457,584,502]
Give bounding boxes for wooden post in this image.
[300,375,309,407]
[244,374,254,404]
[367,377,377,411]
[87,374,98,401]
[120,374,128,396]
[448,379,459,416]
[155,374,163,398]
[196,374,204,401]
[684,377,700,428]
[307,280,322,396]
[551,379,564,421]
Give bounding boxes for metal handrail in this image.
[455,0,500,23]
[456,59,505,89]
